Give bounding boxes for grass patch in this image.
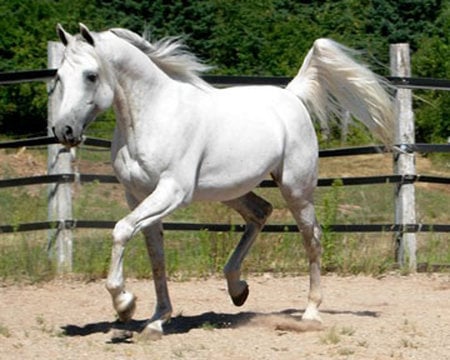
[320,326,342,345]
[0,233,56,283]
[320,325,356,346]
[0,323,11,338]
[200,321,216,331]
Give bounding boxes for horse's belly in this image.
[193,177,265,201]
[194,158,276,202]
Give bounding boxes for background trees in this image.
[0,0,448,143]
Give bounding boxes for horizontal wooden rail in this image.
[1,173,449,189]
[0,135,448,156]
[0,220,449,234]
[4,69,450,91]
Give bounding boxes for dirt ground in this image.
[0,273,449,360]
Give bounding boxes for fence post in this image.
[47,41,74,273]
[390,43,417,271]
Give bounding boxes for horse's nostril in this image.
[59,125,81,146]
[64,125,74,137]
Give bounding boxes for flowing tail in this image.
[286,38,394,145]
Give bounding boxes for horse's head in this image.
[52,23,114,147]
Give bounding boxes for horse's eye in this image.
[86,73,98,83]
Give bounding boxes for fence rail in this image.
[4,68,450,91]
[1,163,449,189]
[1,219,449,235]
[1,134,449,154]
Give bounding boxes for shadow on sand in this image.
[61,307,379,341]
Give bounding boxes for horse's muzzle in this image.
[52,125,82,147]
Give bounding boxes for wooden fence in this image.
[0,43,449,273]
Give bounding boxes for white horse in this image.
[52,23,394,338]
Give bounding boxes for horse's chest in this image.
[112,148,158,199]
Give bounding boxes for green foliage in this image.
[0,0,108,135]
[366,0,441,51]
[1,0,449,142]
[412,15,450,143]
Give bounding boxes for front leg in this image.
[105,179,188,324]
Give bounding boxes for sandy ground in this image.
[0,273,449,360]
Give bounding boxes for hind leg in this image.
[297,203,322,322]
[281,188,323,322]
[222,192,273,306]
[140,222,172,339]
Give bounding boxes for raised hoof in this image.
[117,303,136,323]
[115,291,137,322]
[231,284,249,307]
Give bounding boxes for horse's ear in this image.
[57,23,72,46]
[79,23,95,46]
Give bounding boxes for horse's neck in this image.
[105,40,172,145]
[112,82,143,154]
[111,72,177,154]
[100,34,171,93]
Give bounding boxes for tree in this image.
[411,1,450,143]
[0,0,448,142]
[0,0,106,136]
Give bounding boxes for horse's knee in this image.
[113,218,135,244]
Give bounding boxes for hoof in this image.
[137,320,164,342]
[231,284,249,307]
[302,307,322,323]
[115,291,137,322]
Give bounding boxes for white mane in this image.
[110,28,212,89]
